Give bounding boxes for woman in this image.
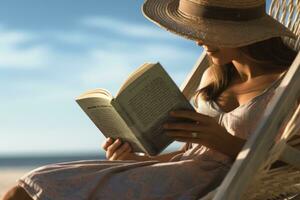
[3,0,298,199]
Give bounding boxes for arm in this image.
[168,111,246,160]
[214,132,246,160]
[163,110,246,161]
[162,66,246,161]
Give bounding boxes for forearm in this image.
[217,135,246,161]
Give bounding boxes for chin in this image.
[211,58,222,65]
[211,57,230,66]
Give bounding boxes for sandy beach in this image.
[0,167,34,198]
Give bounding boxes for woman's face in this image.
[196,41,240,65]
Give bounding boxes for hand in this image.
[163,110,245,159]
[101,138,150,161]
[101,138,133,160]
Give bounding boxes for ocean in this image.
[0,153,105,168]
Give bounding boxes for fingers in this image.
[165,130,208,139]
[102,137,134,160]
[165,130,208,145]
[106,138,122,159]
[111,144,132,160]
[163,122,198,132]
[104,138,133,160]
[102,137,114,151]
[163,122,210,132]
[169,110,211,123]
[164,110,216,132]
[109,143,132,161]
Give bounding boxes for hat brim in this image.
[143,0,297,47]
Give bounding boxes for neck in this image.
[232,55,270,82]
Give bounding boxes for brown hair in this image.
[193,37,298,107]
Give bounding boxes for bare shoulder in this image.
[198,66,214,90]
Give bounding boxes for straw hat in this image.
[142,0,296,47]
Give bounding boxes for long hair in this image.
[193,37,298,107]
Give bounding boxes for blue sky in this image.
[0,0,202,156]
[0,0,274,156]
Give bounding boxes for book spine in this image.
[111,99,155,154]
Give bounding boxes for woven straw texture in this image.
[188,0,265,8]
[142,0,296,47]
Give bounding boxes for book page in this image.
[115,63,194,151]
[76,88,113,100]
[76,95,146,153]
[117,63,154,96]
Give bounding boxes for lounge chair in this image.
[181,0,300,199]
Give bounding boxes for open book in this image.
[76,62,195,156]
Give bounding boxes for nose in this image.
[196,41,219,52]
[196,41,209,50]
